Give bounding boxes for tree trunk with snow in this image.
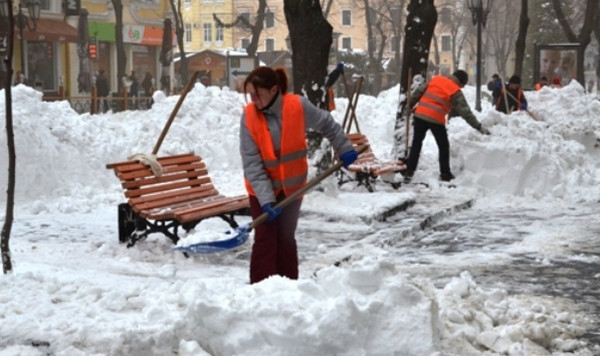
[392,0,437,160]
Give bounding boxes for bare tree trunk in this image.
[513,0,529,77]
[1,4,17,274]
[112,0,126,94]
[171,0,188,86]
[284,0,333,174]
[551,0,597,81]
[392,0,437,160]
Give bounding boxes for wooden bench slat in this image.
[117,162,206,180]
[132,188,222,211]
[106,153,199,171]
[121,169,210,190]
[128,184,218,205]
[176,197,250,223]
[124,177,214,198]
[116,162,208,181]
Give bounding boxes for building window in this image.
[240,12,251,30]
[216,24,224,42]
[203,23,212,43]
[184,0,191,7]
[265,38,274,52]
[440,7,451,25]
[241,38,250,49]
[391,36,398,52]
[342,10,352,26]
[265,10,274,28]
[441,35,451,52]
[185,23,192,43]
[391,7,401,23]
[342,37,352,50]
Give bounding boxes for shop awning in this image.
[21,18,78,42]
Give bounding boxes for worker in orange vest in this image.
[240,66,357,284]
[401,70,489,183]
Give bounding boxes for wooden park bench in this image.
[335,75,406,191]
[106,153,250,248]
[342,133,406,191]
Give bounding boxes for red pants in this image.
[248,194,303,284]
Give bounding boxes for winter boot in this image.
[400,169,414,183]
[440,172,455,182]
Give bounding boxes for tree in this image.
[284,0,334,174]
[284,1,332,108]
[484,2,519,79]
[514,0,530,78]
[1,1,17,274]
[170,0,188,87]
[213,0,267,59]
[111,0,127,91]
[392,0,437,160]
[552,0,598,84]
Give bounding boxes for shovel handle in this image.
[250,144,369,228]
[153,71,201,155]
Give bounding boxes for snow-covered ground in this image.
[0,78,599,355]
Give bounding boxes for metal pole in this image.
[18,3,25,80]
[475,5,482,112]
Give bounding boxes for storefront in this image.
[88,22,172,92]
[21,18,78,93]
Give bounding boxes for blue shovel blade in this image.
[172,224,251,254]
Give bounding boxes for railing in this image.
[43,86,154,115]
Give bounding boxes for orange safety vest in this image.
[414,76,461,125]
[496,89,523,111]
[244,94,308,198]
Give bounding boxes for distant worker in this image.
[494,75,528,114]
[535,76,548,91]
[400,70,490,183]
[487,73,502,103]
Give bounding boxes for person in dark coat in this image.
[129,71,140,109]
[487,73,501,103]
[494,75,528,114]
[141,72,154,108]
[96,69,110,113]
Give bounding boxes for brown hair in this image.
[243,66,288,96]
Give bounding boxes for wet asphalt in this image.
[298,194,600,352]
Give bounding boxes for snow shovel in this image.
[173,144,370,254]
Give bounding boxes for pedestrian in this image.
[129,71,139,109]
[487,73,501,103]
[494,75,528,114]
[96,69,110,113]
[401,70,490,183]
[141,72,154,108]
[240,66,358,284]
[535,76,548,91]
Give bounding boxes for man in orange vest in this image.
[495,75,528,114]
[402,70,490,183]
[240,66,357,284]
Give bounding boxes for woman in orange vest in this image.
[240,66,357,284]
[402,70,489,183]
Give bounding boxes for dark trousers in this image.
[248,194,302,284]
[406,117,451,175]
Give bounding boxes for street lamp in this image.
[466,0,492,112]
[16,0,40,82]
